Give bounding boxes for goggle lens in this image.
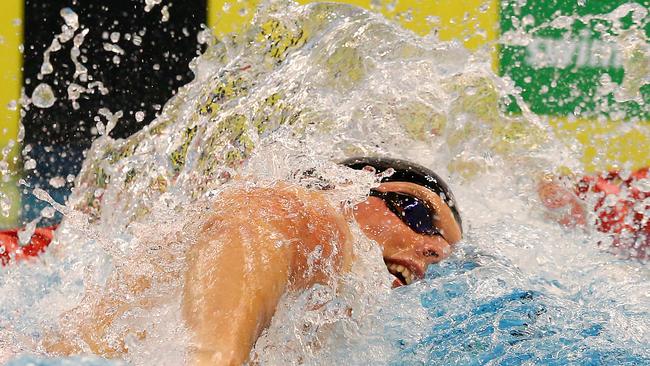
[370,190,441,236]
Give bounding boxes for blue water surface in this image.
[388,250,650,366]
[5,247,648,365]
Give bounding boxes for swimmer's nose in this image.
[415,238,451,266]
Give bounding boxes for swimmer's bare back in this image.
[46,184,353,365]
[183,185,353,365]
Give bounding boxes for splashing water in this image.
[31,83,57,109]
[2,1,649,365]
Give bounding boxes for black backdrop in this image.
[22,0,207,224]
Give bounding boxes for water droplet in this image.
[31,83,57,108]
[60,8,79,29]
[96,121,106,136]
[18,219,39,246]
[161,5,170,22]
[0,192,12,217]
[49,176,66,188]
[24,158,36,170]
[144,0,162,12]
[631,178,650,193]
[41,206,55,219]
[96,108,123,136]
[40,62,54,76]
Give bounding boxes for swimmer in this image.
[538,167,649,259]
[32,157,462,365]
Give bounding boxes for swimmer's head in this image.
[342,157,463,288]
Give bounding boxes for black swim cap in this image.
[341,157,462,232]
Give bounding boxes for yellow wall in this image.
[207,0,498,49]
[0,1,22,158]
[0,0,23,227]
[550,117,650,173]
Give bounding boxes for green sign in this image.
[499,0,649,121]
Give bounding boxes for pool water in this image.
[2,1,649,365]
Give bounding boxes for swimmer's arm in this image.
[183,214,292,365]
[537,175,586,227]
[182,187,352,366]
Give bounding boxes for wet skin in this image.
[183,185,354,365]
[44,181,462,365]
[352,181,462,286]
[184,182,461,365]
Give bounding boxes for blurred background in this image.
[0,0,648,229]
[2,0,207,228]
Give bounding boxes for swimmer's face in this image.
[352,181,462,288]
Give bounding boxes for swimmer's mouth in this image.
[384,259,424,288]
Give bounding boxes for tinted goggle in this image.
[369,189,442,236]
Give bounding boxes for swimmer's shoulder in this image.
[211,180,328,209]
[197,182,321,230]
[202,181,346,235]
